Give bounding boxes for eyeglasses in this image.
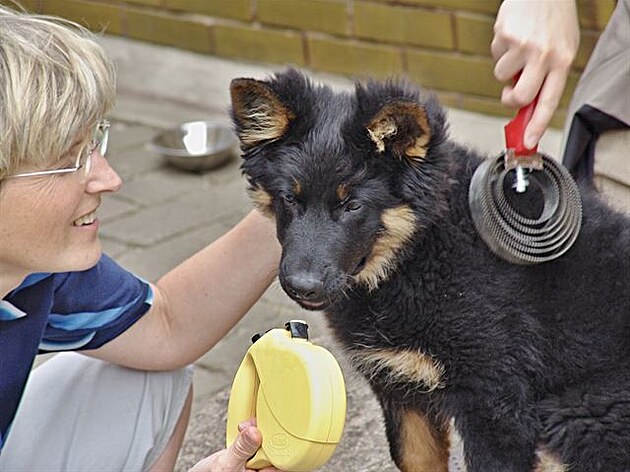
[5,119,110,181]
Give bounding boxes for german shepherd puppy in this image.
[229,68,630,472]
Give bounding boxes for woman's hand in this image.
[188,420,279,472]
[491,0,580,148]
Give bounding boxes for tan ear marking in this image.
[367,115,398,153]
[230,79,293,147]
[366,102,431,162]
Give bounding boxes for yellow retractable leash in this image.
[226,320,347,471]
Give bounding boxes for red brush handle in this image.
[504,74,539,156]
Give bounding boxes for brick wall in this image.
[4,0,615,127]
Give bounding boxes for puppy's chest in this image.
[328,288,453,394]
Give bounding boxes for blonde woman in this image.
[0,6,278,471]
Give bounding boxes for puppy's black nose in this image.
[284,273,325,301]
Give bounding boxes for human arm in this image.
[491,0,580,148]
[87,209,281,370]
[188,420,279,472]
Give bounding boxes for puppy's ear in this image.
[230,78,294,149]
[366,100,431,162]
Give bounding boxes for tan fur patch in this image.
[405,103,431,159]
[366,102,431,161]
[336,183,349,202]
[248,186,275,218]
[533,448,569,472]
[230,80,293,147]
[292,178,302,196]
[352,348,445,392]
[367,115,398,153]
[400,410,448,472]
[355,205,417,290]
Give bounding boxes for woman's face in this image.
[0,147,122,277]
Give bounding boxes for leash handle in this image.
[504,73,539,156]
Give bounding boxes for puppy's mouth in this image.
[298,299,327,311]
[284,259,368,311]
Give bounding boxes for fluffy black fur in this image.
[230,68,630,472]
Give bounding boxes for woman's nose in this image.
[85,151,122,193]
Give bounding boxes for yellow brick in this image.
[40,0,123,35]
[574,30,600,70]
[407,50,501,98]
[455,12,493,55]
[259,0,347,36]
[434,90,459,109]
[164,0,252,21]
[354,2,453,50]
[549,109,567,130]
[460,95,567,130]
[460,95,513,119]
[308,36,403,78]
[125,9,212,54]
[124,0,161,6]
[559,71,580,108]
[392,0,500,16]
[214,25,305,65]
[0,0,41,12]
[577,0,615,30]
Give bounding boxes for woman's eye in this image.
[345,200,362,212]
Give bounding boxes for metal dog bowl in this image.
[150,121,237,172]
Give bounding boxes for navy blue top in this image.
[0,254,153,452]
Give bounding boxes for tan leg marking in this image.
[400,409,448,472]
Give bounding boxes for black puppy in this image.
[229,68,630,472]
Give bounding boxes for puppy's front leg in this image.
[456,403,540,472]
[379,397,449,472]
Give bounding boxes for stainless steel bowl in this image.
[150,121,238,171]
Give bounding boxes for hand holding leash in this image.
[188,419,278,472]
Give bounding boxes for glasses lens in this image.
[96,120,110,157]
[83,148,92,178]
[80,120,110,180]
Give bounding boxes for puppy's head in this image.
[230,68,450,310]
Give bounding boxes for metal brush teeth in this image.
[469,154,583,265]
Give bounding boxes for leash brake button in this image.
[285,319,309,340]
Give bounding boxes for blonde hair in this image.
[0,5,116,178]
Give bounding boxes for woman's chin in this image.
[64,243,102,272]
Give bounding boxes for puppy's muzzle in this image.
[282,272,327,309]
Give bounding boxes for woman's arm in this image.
[89,210,281,370]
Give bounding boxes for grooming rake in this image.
[468,84,583,265]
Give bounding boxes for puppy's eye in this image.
[283,192,296,205]
[345,200,362,212]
